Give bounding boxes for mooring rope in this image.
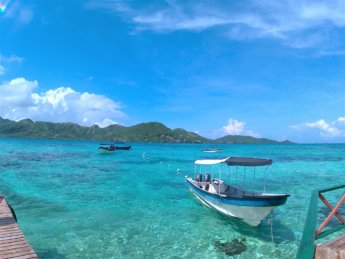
[269,210,274,243]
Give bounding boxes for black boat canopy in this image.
[225,157,272,166]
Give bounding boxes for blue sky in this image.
[0,0,344,143]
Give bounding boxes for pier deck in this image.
[0,197,38,259]
[296,184,345,258]
[315,234,345,259]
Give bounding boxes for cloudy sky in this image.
[0,0,344,143]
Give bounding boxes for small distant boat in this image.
[98,144,116,154]
[202,148,222,153]
[185,157,289,226]
[115,145,131,150]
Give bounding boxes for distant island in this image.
[0,117,293,144]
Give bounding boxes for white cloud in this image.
[0,54,24,76]
[0,54,24,63]
[87,0,345,50]
[200,118,260,139]
[334,117,345,124]
[222,118,246,135]
[221,118,260,138]
[291,117,345,138]
[317,50,345,57]
[95,118,119,128]
[0,77,127,126]
[133,12,234,32]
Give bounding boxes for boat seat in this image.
[210,180,261,197]
[207,184,218,194]
[211,181,228,193]
[220,185,262,198]
[195,173,203,182]
[204,174,211,183]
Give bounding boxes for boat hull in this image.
[116,146,131,150]
[202,149,222,153]
[186,178,288,226]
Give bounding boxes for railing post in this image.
[296,184,345,259]
[296,190,319,259]
[319,193,345,225]
[316,194,345,237]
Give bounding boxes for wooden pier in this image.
[296,184,345,259]
[0,197,38,259]
[315,234,345,259]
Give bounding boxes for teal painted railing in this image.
[296,184,345,259]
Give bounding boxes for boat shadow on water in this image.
[213,209,296,244]
[192,204,296,257]
[186,186,296,245]
[37,248,68,259]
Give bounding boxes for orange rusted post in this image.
[316,194,345,237]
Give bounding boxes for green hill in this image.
[215,135,293,144]
[0,117,293,144]
[0,117,208,143]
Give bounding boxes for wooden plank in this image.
[0,250,36,258]
[0,241,30,251]
[0,198,39,259]
[9,255,38,259]
[0,236,25,242]
[0,247,35,256]
[0,231,24,238]
[315,235,345,259]
[0,229,21,234]
[0,237,26,244]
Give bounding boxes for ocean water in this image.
[0,138,344,259]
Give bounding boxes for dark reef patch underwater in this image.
[214,238,247,256]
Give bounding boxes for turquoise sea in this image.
[0,138,344,258]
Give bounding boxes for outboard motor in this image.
[204,173,211,183]
[195,173,203,182]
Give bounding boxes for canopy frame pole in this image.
[227,165,230,183]
[263,165,270,192]
[218,165,222,195]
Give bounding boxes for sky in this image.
[0,0,344,143]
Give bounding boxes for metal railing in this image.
[296,184,345,259]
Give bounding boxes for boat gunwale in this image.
[185,177,290,201]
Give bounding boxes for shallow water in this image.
[0,138,344,258]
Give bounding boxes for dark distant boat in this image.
[98,144,116,154]
[185,156,289,226]
[202,148,222,153]
[115,145,131,150]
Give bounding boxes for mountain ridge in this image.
[0,117,294,144]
